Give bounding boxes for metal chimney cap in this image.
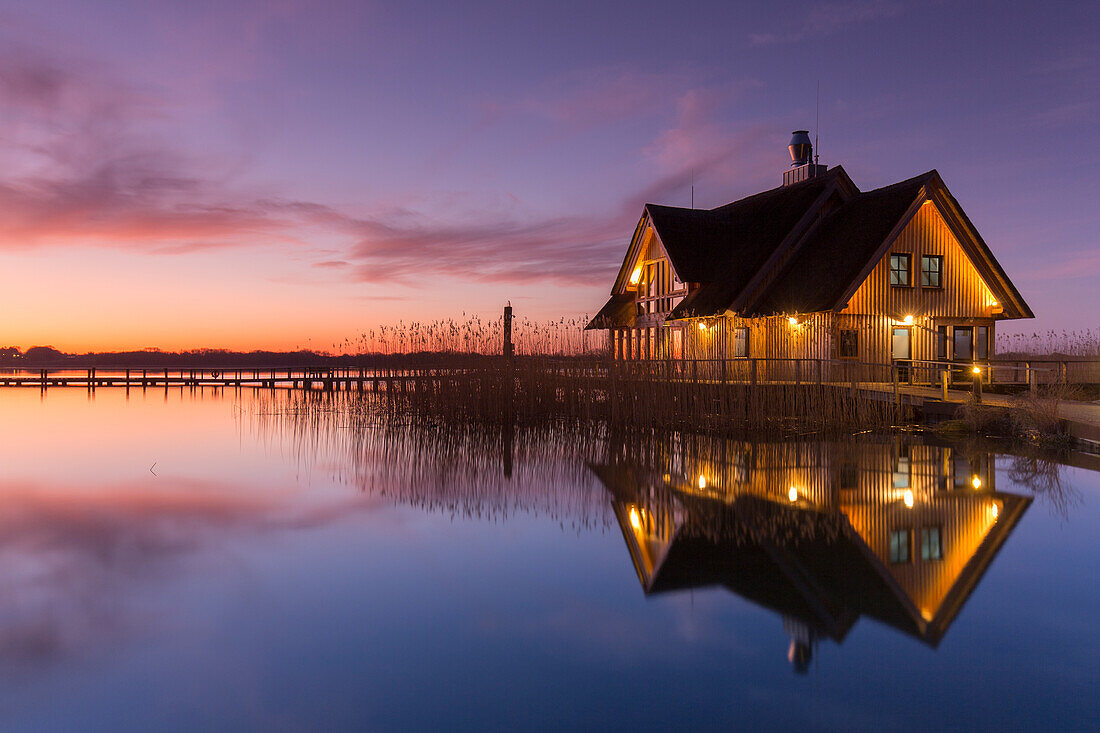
[788,130,813,167]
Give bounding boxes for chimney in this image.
[783,130,827,186]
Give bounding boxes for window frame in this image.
[838,329,859,359]
[889,253,911,288]
[920,526,944,562]
[891,326,912,360]
[953,326,973,361]
[732,327,749,358]
[976,325,988,359]
[889,529,911,564]
[920,255,944,289]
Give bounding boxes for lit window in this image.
[921,255,943,288]
[838,329,858,358]
[920,527,943,561]
[889,529,910,564]
[733,327,749,358]
[889,254,910,287]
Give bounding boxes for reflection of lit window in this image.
[839,463,858,490]
[893,455,910,489]
[838,329,859,359]
[953,457,972,489]
[889,530,911,564]
[732,452,750,484]
[920,527,943,561]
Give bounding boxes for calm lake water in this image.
[0,387,1096,732]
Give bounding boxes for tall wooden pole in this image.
[503,303,514,359]
[503,303,515,427]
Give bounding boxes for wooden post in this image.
[1028,362,1037,394]
[941,367,949,401]
[503,303,514,360]
[504,303,515,423]
[974,365,983,404]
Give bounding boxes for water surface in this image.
[0,387,1095,731]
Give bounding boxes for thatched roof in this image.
[585,293,635,330]
[752,171,937,315]
[588,165,1033,325]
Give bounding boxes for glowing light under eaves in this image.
[972,476,982,489]
[629,507,641,530]
[904,490,914,508]
[903,314,914,325]
[630,268,641,285]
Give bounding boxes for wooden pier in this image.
[0,366,449,392]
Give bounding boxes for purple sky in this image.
[0,0,1095,350]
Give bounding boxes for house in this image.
[590,435,1030,669]
[586,131,1033,382]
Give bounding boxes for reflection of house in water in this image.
[591,437,1029,671]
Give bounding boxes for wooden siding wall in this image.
[839,202,998,369]
[843,203,999,318]
[841,441,1003,623]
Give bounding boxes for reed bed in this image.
[357,356,902,434]
[311,315,904,434]
[997,328,1100,358]
[249,389,613,530]
[334,315,604,357]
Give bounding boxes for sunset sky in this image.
[0,0,1095,352]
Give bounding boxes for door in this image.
[953,327,973,360]
[892,327,911,382]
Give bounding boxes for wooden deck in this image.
[858,381,1100,449]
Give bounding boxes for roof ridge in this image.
[855,169,937,198]
[645,166,843,213]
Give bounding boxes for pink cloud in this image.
[0,38,778,292]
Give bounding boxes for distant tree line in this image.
[0,346,567,369]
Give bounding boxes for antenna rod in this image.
[815,80,820,166]
[691,168,694,208]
